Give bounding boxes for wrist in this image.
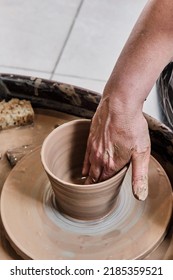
[103,85,144,118]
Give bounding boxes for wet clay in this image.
[41,119,128,221]
[0,109,79,192]
[1,147,172,260]
[0,74,173,259]
[0,109,79,260]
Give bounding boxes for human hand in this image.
[82,96,151,201]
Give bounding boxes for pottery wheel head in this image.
[0,147,172,260]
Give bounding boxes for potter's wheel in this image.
[0,147,172,260]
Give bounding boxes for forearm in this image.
[104,0,173,114]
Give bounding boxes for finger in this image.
[85,164,102,184]
[131,147,150,201]
[99,162,116,182]
[99,149,126,182]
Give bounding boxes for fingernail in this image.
[133,176,148,201]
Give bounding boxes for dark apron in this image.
[158,62,173,130]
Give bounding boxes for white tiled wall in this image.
[0,0,161,119]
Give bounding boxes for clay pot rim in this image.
[41,119,128,188]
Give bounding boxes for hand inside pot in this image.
[82,95,151,201]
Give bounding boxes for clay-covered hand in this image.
[82,96,151,201]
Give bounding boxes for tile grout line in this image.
[0,65,106,83]
[0,65,51,74]
[50,0,85,80]
[52,72,106,83]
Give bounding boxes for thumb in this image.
[131,148,150,201]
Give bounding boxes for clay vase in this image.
[41,119,127,220]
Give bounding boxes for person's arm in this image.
[82,0,173,200]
